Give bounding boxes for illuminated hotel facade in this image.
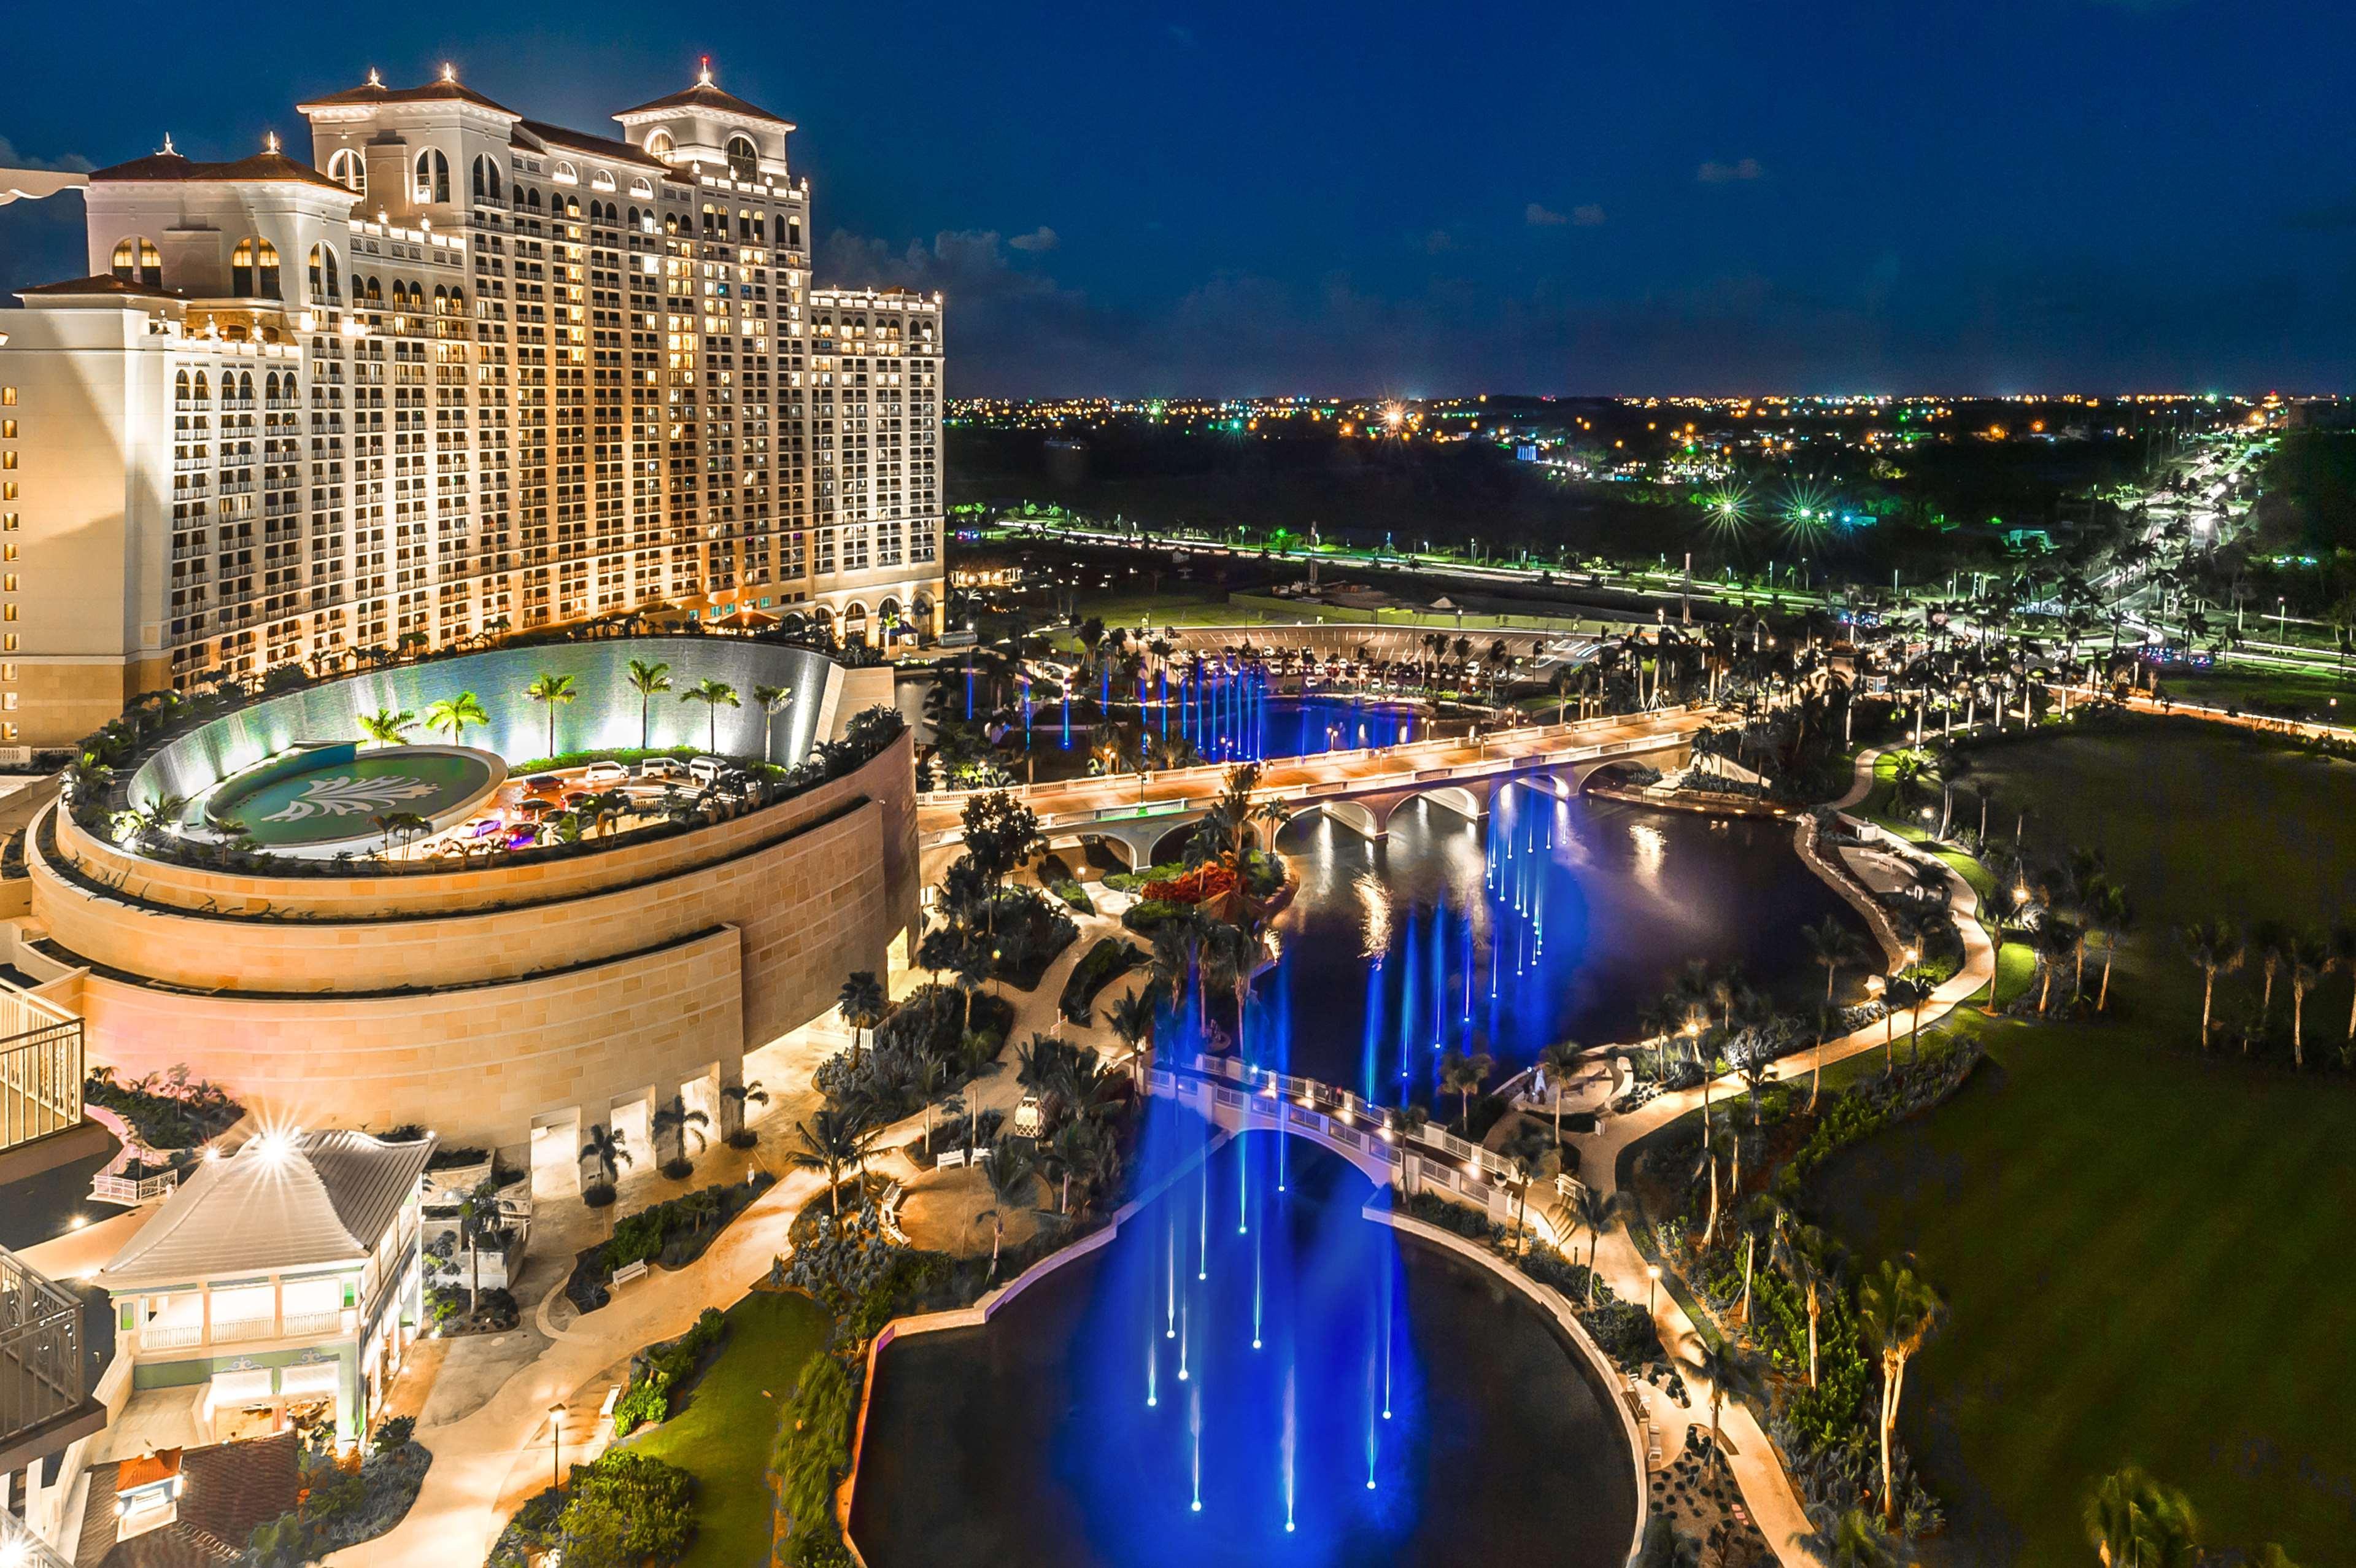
[0,66,944,747]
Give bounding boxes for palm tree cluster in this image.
[2176,917,2356,1068]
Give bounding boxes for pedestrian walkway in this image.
[1562,746,1997,1568]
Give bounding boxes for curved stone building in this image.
[13,638,917,1189]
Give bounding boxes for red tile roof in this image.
[88,150,352,195]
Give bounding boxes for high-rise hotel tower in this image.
[0,66,943,746]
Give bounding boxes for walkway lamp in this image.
[1646,1264,1662,1316]
[549,1403,565,1490]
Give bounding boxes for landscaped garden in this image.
[1808,720,2356,1562]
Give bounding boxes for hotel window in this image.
[5,606,17,622]
[4,637,17,652]
[0,388,14,406]
[4,515,17,531]
[2,454,14,469]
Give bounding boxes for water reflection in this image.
[1261,781,1868,1103]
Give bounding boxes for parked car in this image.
[687,755,733,787]
[636,757,687,781]
[581,760,629,785]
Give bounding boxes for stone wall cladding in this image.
[73,929,746,1149]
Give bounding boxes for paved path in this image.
[1559,746,1996,1567]
[331,904,1133,1568]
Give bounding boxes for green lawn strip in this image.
[626,1291,830,1568]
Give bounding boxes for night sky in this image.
[1,0,2349,396]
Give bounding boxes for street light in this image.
[549,1404,565,1491]
[1646,1264,1662,1316]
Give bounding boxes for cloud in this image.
[0,137,95,174]
[1697,157,1765,184]
[1572,204,1607,226]
[1421,228,1456,255]
[1007,225,1059,253]
[1525,203,1567,226]
[1165,23,1197,47]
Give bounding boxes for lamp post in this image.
[1646,1264,1662,1317]
[549,1404,565,1491]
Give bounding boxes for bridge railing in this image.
[1153,1050,1526,1194]
[920,706,1705,849]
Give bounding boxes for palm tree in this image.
[1806,914,1863,1003]
[423,690,490,746]
[2083,1465,2201,1567]
[1105,986,1157,1079]
[1550,1182,1622,1307]
[1807,1001,1845,1113]
[1538,1038,1584,1144]
[680,678,740,753]
[524,671,577,758]
[2287,932,2330,1069]
[2252,919,2290,1024]
[371,811,433,857]
[1802,1504,1906,1568]
[1438,1047,1494,1131]
[1858,1257,1948,1523]
[2177,920,2242,1051]
[579,1123,631,1197]
[786,1108,870,1216]
[651,1092,709,1175]
[2090,882,2132,1011]
[2334,922,2356,1059]
[1688,1338,1767,1451]
[753,683,794,762]
[627,658,673,749]
[975,1138,1040,1279]
[1775,1222,1841,1389]
[720,1078,768,1148]
[456,1175,504,1307]
[836,971,887,1068]
[360,708,417,747]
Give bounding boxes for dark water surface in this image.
[1256,784,1870,1103]
[849,1137,1639,1568]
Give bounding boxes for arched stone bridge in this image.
[918,705,1712,870]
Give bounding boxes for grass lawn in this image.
[627,1291,830,1568]
[1807,722,2356,1562]
[2157,661,2356,724]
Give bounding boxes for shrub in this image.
[609,1307,727,1436]
[371,1416,415,1455]
[1058,937,1145,1024]
[552,1451,697,1568]
[1122,898,1188,935]
[1052,879,1094,914]
[770,1353,857,1560]
[582,1180,617,1209]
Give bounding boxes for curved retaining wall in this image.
[29,731,921,1153]
[128,637,839,811]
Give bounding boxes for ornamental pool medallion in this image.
[203,745,506,854]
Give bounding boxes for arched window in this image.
[630,177,654,198]
[238,371,255,402]
[363,274,382,304]
[264,371,280,401]
[726,135,757,181]
[413,148,450,203]
[644,130,673,161]
[325,148,364,195]
[174,370,190,401]
[111,236,162,288]
[591,169,615,191]
[255,240,280,298]
[525,188,541,212]
[553,160,576,185]
[307,243,339,303]
[471,155,502,204]
[231,238,255,296]
[193,372,209,400]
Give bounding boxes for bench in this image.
[936,1146,969,1169]
[878,1181,910,1245]
[598,1385,621,1419]
[609,1259,649,1289]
